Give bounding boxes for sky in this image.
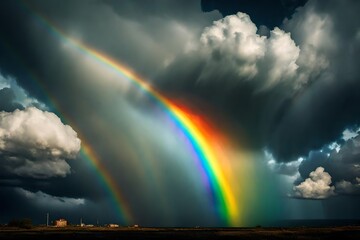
[0,0,360,227]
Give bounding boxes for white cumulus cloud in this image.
[293,167,336,199]
[0,107,81,178]
[199,12,301,90]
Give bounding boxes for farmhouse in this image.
[54,219,67,227]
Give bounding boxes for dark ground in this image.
[0,226,360,240]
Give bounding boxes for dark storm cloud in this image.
[269,0,360,161]
[157,0,360,162]
[298,135,360,189]
[26,0,220,79]
[4,1,357,165]
[201,0,308,28]
[0,0,220,104]
[156,12,301,151]
[0,153,114,207]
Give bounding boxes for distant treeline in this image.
[7,218,33,229]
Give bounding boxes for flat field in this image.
[0,226,359,239]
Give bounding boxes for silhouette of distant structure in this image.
[106,223,119,228]
[54,219,67,227]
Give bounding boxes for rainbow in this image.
[18,2,241,226]
[70,39,239,225]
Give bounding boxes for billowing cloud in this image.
[157,0,360,163]
[293,167,335,199]
[0,107,81,178]
[198,12,301,90]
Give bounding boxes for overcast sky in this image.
[0,0,360,227]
